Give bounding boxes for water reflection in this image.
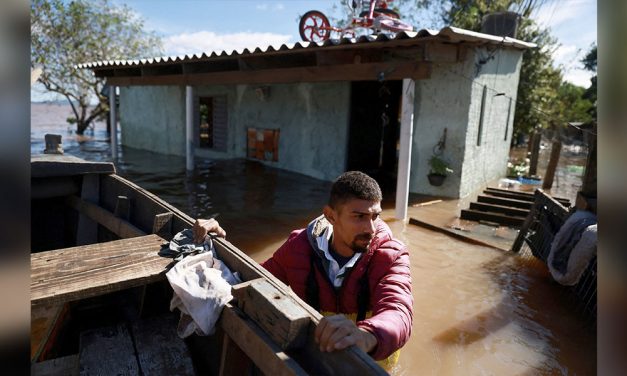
[31,103,595,375]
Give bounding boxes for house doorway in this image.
[347,80,402,194]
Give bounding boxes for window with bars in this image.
[199,96,228,151]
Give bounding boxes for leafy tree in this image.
[555,82,593,125]
[581,43,597,120]
[31,0,162,134]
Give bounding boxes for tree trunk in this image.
[76,120,89,135]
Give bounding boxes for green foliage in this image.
[31,0,162,134]
[581,43,597,120]
[555,82,593,125]
[428,155,453,176]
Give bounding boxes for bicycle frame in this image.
[298,0,412,42]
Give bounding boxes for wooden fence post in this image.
[542,140,562,189]
[528,132,541,177]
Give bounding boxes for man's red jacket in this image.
[261,216,413,360]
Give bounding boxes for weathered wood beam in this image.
[232,278,311,351]
[460,209,524,227]
[484,189,570,206]
[469,202,529,217]
[315,49,384,65]
[66,195,145,239]
[485,187,570,205]
[31,234,170,307]
[477,195,533,209]
[31,177,80,199]
[107,61,432,86]
[219,304,308,376]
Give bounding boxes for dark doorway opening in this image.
[347,80,402,195]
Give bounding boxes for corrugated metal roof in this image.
[78,26,535,69]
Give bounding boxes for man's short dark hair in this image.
[328,171,382,209]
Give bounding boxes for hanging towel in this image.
[548,210,597,286]
[165,229,241,338]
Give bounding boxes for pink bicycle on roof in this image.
[299,0,413,42]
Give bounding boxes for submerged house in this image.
[81,26,533,217]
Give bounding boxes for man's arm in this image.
[357,246,413,360]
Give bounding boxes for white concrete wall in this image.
[119,82,351,182]
[195,82,351,181]
[409,47,523,198]
[119,86,186,156]
[459,47,522,197]
[409,57,475,198]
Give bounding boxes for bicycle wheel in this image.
[299,10,331,42]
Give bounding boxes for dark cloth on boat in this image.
[160,229,213,261]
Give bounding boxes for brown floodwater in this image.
[31,103,596,375]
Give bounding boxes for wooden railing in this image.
[511,189,596,322]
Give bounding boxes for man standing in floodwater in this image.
[193,171,413,369]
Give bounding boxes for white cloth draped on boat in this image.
[166,230,241,338]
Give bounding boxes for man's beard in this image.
[350,233,373,253]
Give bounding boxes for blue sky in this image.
[32,0,596,101]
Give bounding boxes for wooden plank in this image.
[31,234,171,306]
[31,155,115,178]
[66,195,145,239]
[219,333,254,376]
[477,195,532,209]
[76,174,99,245]
[31,177,80,199]
[469,202,529,218]
[152,212,173,238]
[408,217,506,251]
[485,187,570,204]
[31,303,68,362]
[219,304,308,376]
[232,278,311,351]
[79,324,139,375]
[31,354,78,376]
[510,194,539,253]
[114,195,130,220]
[99,174,194,236]
[460,209,524,227]
[107,61,432,86]
[131,314,195,375]
[483,189,535,202]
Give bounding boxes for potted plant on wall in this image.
[427,154,453,186]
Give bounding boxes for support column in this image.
[186,85,194,171]
[109,85,117,160]
[395,79,415,220]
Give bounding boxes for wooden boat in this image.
[30,154,387,375]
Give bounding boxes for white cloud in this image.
[553,44,578,65]
[274,3,285,11]
[532,0,588,28]
[163,30,293,56]
[563,69,593,88]
[550,44,594,87]
[256,4,268,11]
